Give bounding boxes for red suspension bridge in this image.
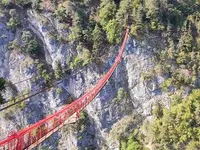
[0,28,129,150]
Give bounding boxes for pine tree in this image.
[99,0,116,28]
[92,24,104,54]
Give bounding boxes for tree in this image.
[27,38,40,54]
[121,133,143,150]
[116,0,130,27]
[54,5,66,22]
[145,0,161,19]
[105,19,121,44]
[99,0,116,28]
[150,89,200,149]
[134,3,145,24]
[0,77,6,91]
[186,141,200,150]
[1,0,12,6]
[117,88,127,100]
[152,102,163,118]
[55,61,63,80]
[0,78,6,104]
[7,18,20,29]
[69,12,83,41]
[21,31,40,55]
[22,31,32,43]
[0,94,4,104]
[177,0,198,16]
[178,32,193,52]
[166,4,182,27]
[92,24,104,54]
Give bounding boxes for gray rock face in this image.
[0,10,170,150]
[27,10,72,69]
[0,11,71,141]
[0,16,14,78]
[66,38,170,149]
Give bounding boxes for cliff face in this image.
[0,9,169,150]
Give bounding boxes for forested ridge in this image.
[0,0,200,149]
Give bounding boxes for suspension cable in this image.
[0,67,87,112]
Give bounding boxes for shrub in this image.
[0,94,5,104]
[55,61,63,80]
[117,88,127,100]
[82,49,91,66]
[54,5,66,21]
[70,55,83,69]
[0,77,6,104]
[56,88,63,95]
[152,102,163,118]
[21,31,40,55]
[70,46,91,69]
[161,78,173,92]
[7,18,20,29]
[1,0,12,6]
[130,25,144,37]
[26,38,40,54]
[120,133,144,150]
[36,62,52,85]
[0,77,6,91]
[42,70,51,85]
[186,141,200,150]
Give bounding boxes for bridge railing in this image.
[0,28,129,150]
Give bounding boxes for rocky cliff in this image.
[0,9,170,150]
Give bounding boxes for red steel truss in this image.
[0,27,129,150]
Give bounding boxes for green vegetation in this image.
[120,133,144,150]
[109,115,146,150]
[70,46,92,69]
[117,88,127,100]
[7,17,20,29]
[99,0,116,27]
[55,61,63,80]
[2,0,200,49]
[77,111,88,132]
[56,87,63,95]
[36,61,52,85]
[1,0,31,6]
[7,9,20,29]
[0,77,6,91]
[1,0,12,6]
[1,1,200,149]
[92,24,105,55]
[21,31,40,55]
[8,39,19,50]
[0,77,6,104]
[113,88,127,103]
[0,94,5,104]
[149,90,200,149]
[8,31,40,56]
[105,19,121,44]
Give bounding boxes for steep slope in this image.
[1,0,199,149]
[0,10,169,149]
